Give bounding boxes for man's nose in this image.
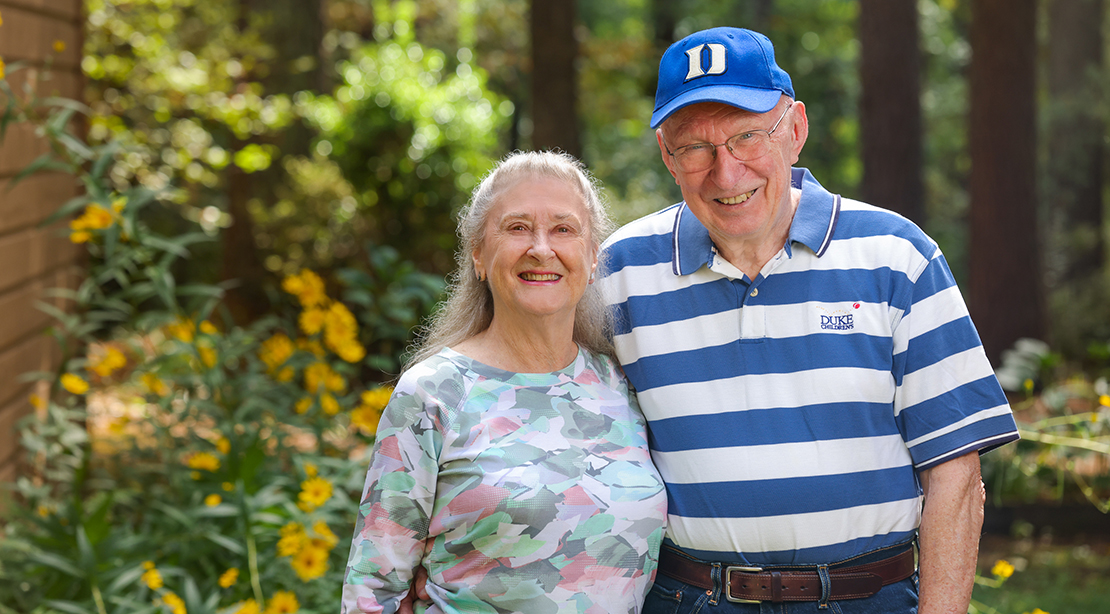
[708,145,749,183]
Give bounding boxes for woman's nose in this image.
[528,233,554,258]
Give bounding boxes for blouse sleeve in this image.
[341,365,447,614]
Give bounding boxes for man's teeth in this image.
[719,190,756,205]
[521,273,560,281]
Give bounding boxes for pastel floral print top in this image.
[341,347,668,614]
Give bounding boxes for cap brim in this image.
[650,86,785,128]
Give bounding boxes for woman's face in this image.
[473,176,597,329]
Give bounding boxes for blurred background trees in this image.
[72,0,1110,375]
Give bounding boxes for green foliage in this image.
[0,63,441,614]
[972,542,1110,614]
[83,0,293,193]
[288,30,508,274]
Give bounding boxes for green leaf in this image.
[27,551,84,578]
[83,493,115,546]
[203,531,246,555]
[154,502,196,529]
[40,194,94,226]
[104,565,143,595]
[42,600,94,614]
[8,153,73,190]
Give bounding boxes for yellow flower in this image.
[141,372,170,396]
[294,396,312,414]
[141,567,164,589]
[198,345,218,369]
[298,476,333,510]
[991,559,1015,579]
[53,40,66,53]
[1022,610,1050,614]
[29,394,45,409]
[70,230,93,243]
[233,599,259,614]
[190,471,201,480]
[360,387,393,412]
[218,567,239,588]
[350,406,382,435]
[222,481,235,491]
[88,346,127,377]
[186,452,220,472]
[282,270,328,308]
[298,308,327,336]
[160,591,187,614]
[304,462,318,478]
[1023,378,1034,394]
[142,561,156,570]
[1100,394,1110,407]
[320,393,340,416]
[334,339,366,364]
[216,437,230,454]
[60,373,89,395]
[0,58,5,80]
[72,204,115,231]
[36,504,51,517]
[304,362,344,394]
[259,332,295,372]
[323,302,359,355]
[290,545,329,581]
[199,320,218,335]
[297,337,326,357]
[264,590,299,614]
[276,366,295,382]
[277,522,307,557]
[167,318,196,343]
[204,494,222,507]
[350,387,391,434]
[312,520,338,548]
[111,197,127,213]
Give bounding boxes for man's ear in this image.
[787,101,809,165]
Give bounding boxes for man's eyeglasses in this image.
[662,101,795,173]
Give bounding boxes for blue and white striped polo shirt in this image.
[598,167,1019,566]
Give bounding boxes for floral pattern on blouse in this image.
[341,347,667,614]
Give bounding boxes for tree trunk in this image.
[858,0,925,225]
[1046,0,1104,286]
[968,0,1046,364]
[530,0,581,157]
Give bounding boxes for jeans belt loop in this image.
[817,564,831,609]
[709,562,721,606]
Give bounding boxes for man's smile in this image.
[716,189,756,205]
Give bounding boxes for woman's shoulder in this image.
[395,348,474,407]
[578,348,631,388]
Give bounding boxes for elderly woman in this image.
[341,151,667,614]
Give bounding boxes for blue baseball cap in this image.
[651,27,794,128]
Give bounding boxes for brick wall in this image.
[0,0,84,484]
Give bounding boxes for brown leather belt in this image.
[658,546,916,603]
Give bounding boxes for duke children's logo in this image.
[685,43,728,80]
[817,303,860,331]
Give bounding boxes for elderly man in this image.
[598,27,1019,613]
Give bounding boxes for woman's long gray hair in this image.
[404,150,616,370]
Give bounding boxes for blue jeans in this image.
[643,545,919,614]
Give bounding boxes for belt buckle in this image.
[723,565,763,604]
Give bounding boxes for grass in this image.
[973,533,1110,614]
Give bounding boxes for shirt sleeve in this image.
[891,250,1020,471]
[341,367,446,614]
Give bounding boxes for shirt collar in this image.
[672,167,841,276]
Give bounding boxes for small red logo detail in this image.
[853,303,860,309]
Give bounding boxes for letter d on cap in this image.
[684,43,727,80]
